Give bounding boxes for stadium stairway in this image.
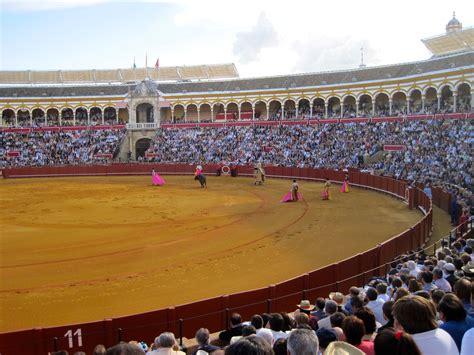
[364,150,385,165]
[117,132,132,162]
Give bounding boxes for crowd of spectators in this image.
[0,129,126,167]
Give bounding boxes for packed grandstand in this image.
[0,13,473,355]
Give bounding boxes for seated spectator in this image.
[230,325,257,345]
[106,343,144,355]
[93,344,106,355]
[454,278,472,314]
[378,301,394,332]
[341,315,375,355]
[344,287,361,314]
[438,293,474,351]
[311,297,327,322]
[354,307,378,341]
[329,292,349,315]
[268,313,288,342]
[317,300,338,329]
[219,313,243,344]
[376,283,389,303]
[224,335,273,355]
[392,295,458,354]
[272,338,287,355]
[194,328,220,354]
[329,312,346,329]
[148,332,186,355]
[251,314,273,345]
[316,327,337,352]
[287,328,319,355]
[324,341,364,355]
[365,287,386,325]
[374,328,421,355]
[433,268,452,292]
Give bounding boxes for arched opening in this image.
[268,100,282,121]
[312,98,325,118]
[424,87,437,114]
[409,90,422,114]
[104,107,117,124]
[32,108,45,127]
[61,108,74,126]
[298,99,310,119]
[136,103,154,123]
[440,85,453,112]
[254,101,267,120]
[135,138,152,159]
[226,102,239,120]
[17,109,30,127]
[327,97,341,118]
[342,96,356,118]
[374,93,389,116]
[46,108,59,126]
[358,94,372,117]
[186,104,199,122]
[199,104,212,122]
[75,107,88,125]
[90,107,102,125]
[283,99,296,119]
[457,83,471,112]
[391,92,407,115]
[213,103,225,121]
[2,109,15,126]
[118,108,129,123]
[240,102,253,120]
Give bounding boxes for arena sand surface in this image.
[0,175,424,331]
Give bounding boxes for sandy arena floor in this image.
[0,175,424,331]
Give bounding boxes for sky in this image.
[0,0,473,78]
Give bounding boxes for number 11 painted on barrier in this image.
[64,328,83,348]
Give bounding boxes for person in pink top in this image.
[341,316,374,355]
[151,169,165,186]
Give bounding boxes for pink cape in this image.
[321,190,330,200]
[281,191,302,202]
[152,174,166,186]
[341,181,349,193]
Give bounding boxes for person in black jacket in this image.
[219,313,243,344]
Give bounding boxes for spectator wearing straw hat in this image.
[329,292,349,315]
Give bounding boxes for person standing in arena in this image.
[291,179,299,201]
[254,162,265,185]
[322,178,331,200]
[151,169,165,186]
[341,172,350,193]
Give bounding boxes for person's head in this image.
[325,300,338,315]
[376,283,387,295]
[438,293,467,322]
[316,328,337,351]
[341,316,365,346]
[224,335,273,355]
[293,179,296,183]
[374,329,421,355]
[394,288,409,302]
[155,332,178,349]
[280,312,293,331]
[251,314,263,329]
[330,312,346,328]
[431,289,445,306]
[382,301,394,321]
[230,313,242,327]
[353,307,376,335]
[287,328,319,355]
[261,313,271,327]
[315,297,326,311]
[408,279,421,293]
[421,271,433,284]
[350,296,364,314]
[93,344,106,355]
[392,296,437,334]
[349,287,360,297]
[105,343,144,355]
[391,278,403,289]
[242,325,257,337]
[365,287,377,301]
[454,278,472,302]
[269,313,284,331]
[432,268,443,280]
[272,338,287,355]
[293,312,309,327]
[195,328,211,346]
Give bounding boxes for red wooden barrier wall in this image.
[0,165,436,355]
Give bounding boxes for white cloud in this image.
[232,12,278,64]
[1,0,108,12]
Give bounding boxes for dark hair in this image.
[382,301,394,320]
[438,293,467,322]
[374,329,421,355]
[350,296,364,312]
[366,287,378,301]
[354,307,376,334]
[315,297,326,310]
[341,316,365,346]
[421,271,433,284]
[272,338,287,355]
[261,313,271,327]
[408,279,421,293]
[251,314,263,329]
[454,278,472,302]
[392,296,437,334]
[242,325,257,337]
[330,312,346,328]
[376,283,387,294]
[230,313,242,326]
[280,312,293,331]
[269,313,284,331]
[431,289,445,305]
[225,335,274,355]
[105,343,144,355]
[392,278,403,288]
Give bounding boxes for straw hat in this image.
[296,300,315,311]
[329,292,347,306]
[323,341,365,355]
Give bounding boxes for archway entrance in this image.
[135,138,152,158]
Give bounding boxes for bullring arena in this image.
[0,12,473,355]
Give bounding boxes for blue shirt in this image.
[440,316,474,350]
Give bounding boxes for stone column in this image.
[197,108,200,123]
[421,95,425,112]
[309,103,313,119]
[356,100,359,117]
[407,98,410,115]
[252,105,255,121]
[437,94,441,112]
[340,102,344,118]
[325,103,328,118]
[453,93,457,112]
[389,99,393,116]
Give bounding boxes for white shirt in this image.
[461,327,474,355]
[412,328,459,355]
[377,294,390,303]
[434,278,452,292]
[367,299,387,325]
[317,315,332,330]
